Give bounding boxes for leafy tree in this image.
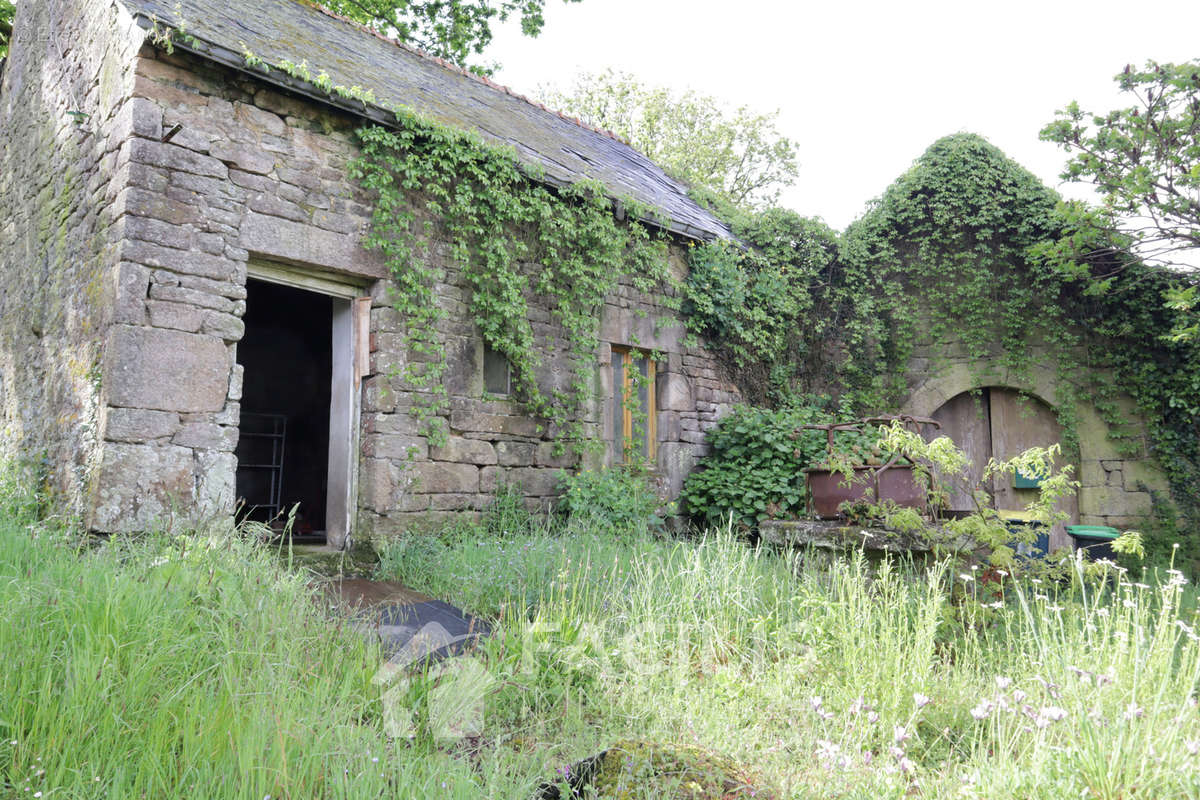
[1,1,14,59]
[315,0,579,73]
[1040,60,1200,341]
[539,70,799,210]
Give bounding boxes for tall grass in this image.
[0,514,491,798]
[380,520,1200,798]
[5,459,1200,798]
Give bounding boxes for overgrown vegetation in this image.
[679,403,847,529]
[7,463,1200,798]
[351,115,672,452]
[684,134,1199,559]
[379,497,1200,798]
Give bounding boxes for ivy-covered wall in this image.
[0,0,146,519]
[684,134,1192,551]
[854,135,1174,536]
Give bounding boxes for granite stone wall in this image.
[84,43,739,537]
[0,0,145,519]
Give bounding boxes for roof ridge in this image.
[296,0,632,148]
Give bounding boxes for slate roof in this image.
[117,0,731,241]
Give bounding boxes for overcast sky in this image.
[488,0,1200,231]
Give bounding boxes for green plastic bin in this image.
[1066,525,1120,560]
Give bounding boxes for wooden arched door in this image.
[928,388,1078,549]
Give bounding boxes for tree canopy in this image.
[1040,60,1200,341]
[538,70,799,210]
[1,1,15,59]
[314,0,578,73]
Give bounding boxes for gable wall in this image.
[900,330,1170,535]
[92,45,739,536]
[0,0,147,517]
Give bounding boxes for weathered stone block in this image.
[114,186,200,226]
[112,261,149,325]
[247,192,308,223]
[450,402,543,438]
[148,284,237,313]
[535,442,576,469]
[200,310,245,341]
[91,443,195,532]
[364,433,429,461]
[1079,460,1105,487]
[1078,486,1152,519]
[234,101,286,137]
[361,458,397,513]
[657,442,699,499]
[494,440,536,466]
[104,325,230,413]
[129,137,227,179]
[228,364,244,402]
[658,411,682,443]
[209,141,276,175]
[487,467,561,497]
[195,450,237,517]
[429,493,487,511]
[429,436,497,465]
[362,377,397,413]
[658,371,693,411]
[147,299,204,332]
[237,212,387,279]
[113,96,163,142]
[214,401,240,426]
[411,462,479,494]
[120,239,239,281]
[172,422,237,450]
[1123,460,1168,492]
[104,407,181,442]
[124,215,193,251]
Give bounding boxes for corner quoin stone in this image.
[103,325,231,413]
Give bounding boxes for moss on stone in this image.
[565,740,775,800]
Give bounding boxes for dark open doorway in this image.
[236,279,333,542]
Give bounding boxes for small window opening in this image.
[612,346,656,463]
[483,341,511,396]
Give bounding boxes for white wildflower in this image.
[995,676,1012,690]
[913,692,931,709]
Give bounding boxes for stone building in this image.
[0,0,741,546]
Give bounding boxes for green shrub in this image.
[681,404,834,529]
[557,465,666,537]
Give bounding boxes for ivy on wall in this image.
[349,112,673,451]
[682,134,1199,557]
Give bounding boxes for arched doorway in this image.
[928,387,1078,549]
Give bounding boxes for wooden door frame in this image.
[245,260,371,550]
